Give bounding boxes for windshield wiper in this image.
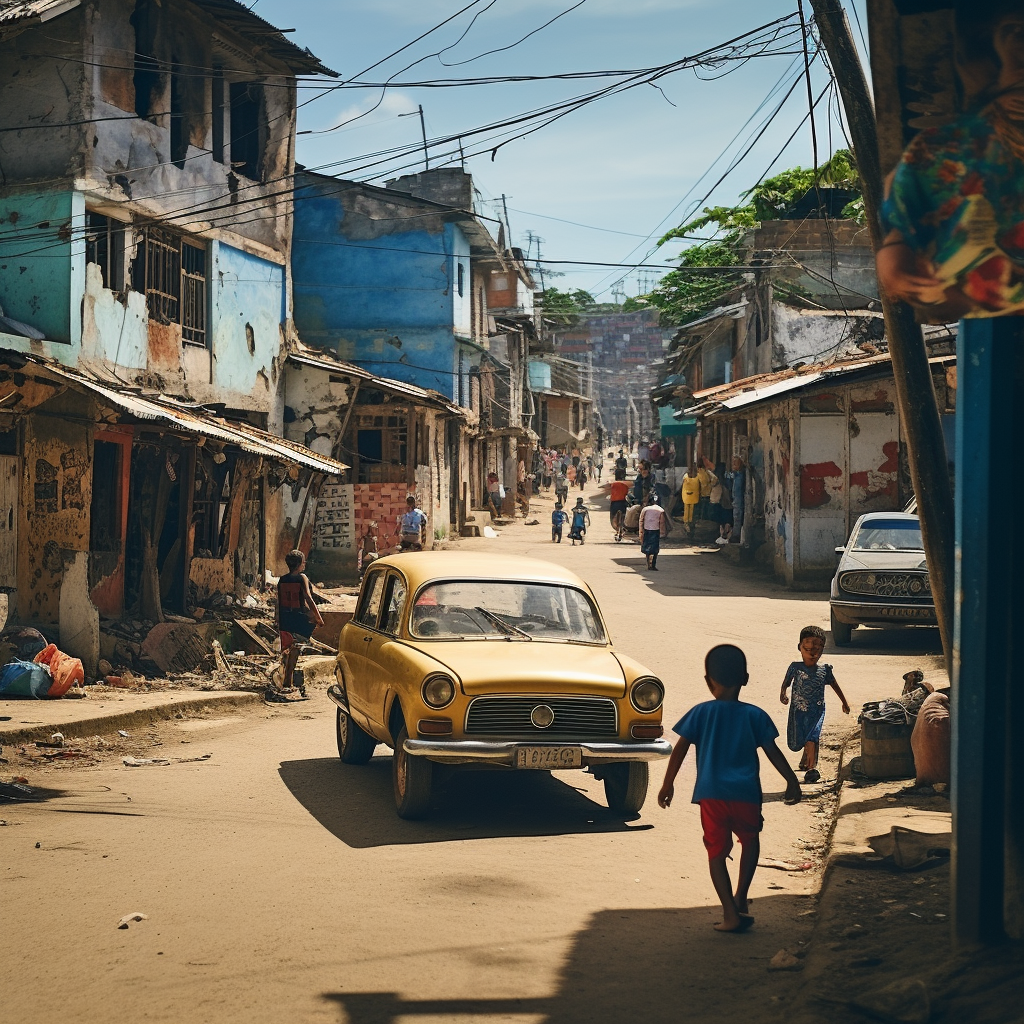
[473,606,533,640]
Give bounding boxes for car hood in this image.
[839,550,929,572]
[406,640,627,697]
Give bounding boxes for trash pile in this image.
[0,577,357,700]
[0,628,85,700]
[856,669,950,788]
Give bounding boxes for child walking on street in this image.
[568,497,590,545]
[659,644,801,933]
[781,625,850,783]
[551,503,569,543]
[275,549,325,699]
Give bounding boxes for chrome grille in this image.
[840,570,931,599]
[465,696,618,738]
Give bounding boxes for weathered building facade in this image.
[685,348,956,586]
[0,0,340,669]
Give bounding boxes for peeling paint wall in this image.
[292,173,473,401]
[0,190,84,348]
[19,396,94,626]
[772,305,885,369]
[203,241,286,410]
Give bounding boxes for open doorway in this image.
[124,441,186,617]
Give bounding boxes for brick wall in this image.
[353,482,419,557]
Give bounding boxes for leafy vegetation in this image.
[646,150,863,326]
[537,287,596,327]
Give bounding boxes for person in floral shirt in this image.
[878,3,1024,321]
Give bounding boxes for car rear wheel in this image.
[392,724,433,819]
[336,707,377,764]
[831,609,853,647]
[603,761,649,814]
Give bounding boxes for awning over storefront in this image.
[659,406,697,437]
[26,359,348,476]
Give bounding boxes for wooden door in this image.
[0,456,18,588]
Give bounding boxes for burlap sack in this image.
[911,691,950,786]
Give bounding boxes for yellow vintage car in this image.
[328,552,671,819]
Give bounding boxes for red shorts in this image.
[699,799,763,860]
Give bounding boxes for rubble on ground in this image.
[1,580,359,698]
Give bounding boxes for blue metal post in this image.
[953,317,1023,944]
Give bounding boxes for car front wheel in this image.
[831,609,853,647]
[392,725,433,819]
[336,707,377,764]
[603,761,649,814]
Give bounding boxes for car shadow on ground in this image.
[319,897,816,1024]
[278,755,654,848]
[828,626,943,658]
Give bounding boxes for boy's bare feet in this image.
[713,914,755,933]
[735,896,750,914]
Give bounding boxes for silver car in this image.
[830,512,936,646]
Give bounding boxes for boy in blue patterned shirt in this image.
[780,625,850,783]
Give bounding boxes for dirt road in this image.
[1,477,943,1024]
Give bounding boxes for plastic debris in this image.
[482,526,499,538]
[768,950,803,972]
[118,730,130,738]
[117,912,148,929]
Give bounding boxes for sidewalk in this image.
[0,656,337,745]
[778,733,986,1024]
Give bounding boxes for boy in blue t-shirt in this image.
[659,644,801,933]
[551,503,569,543]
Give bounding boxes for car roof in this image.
[855,512,920,524]
[366,552,592,590]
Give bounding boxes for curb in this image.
[0,691,262,746]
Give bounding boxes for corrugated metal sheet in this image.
[33,361,347,475]
[289,352,465,417]
[0,0,80,25]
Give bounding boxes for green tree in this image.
[648,150,862,325]
[538,287,596,326]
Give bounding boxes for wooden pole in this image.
[808,0,955,675]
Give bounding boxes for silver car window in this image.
[852,520,924,551]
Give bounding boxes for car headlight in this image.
[421,674,456,709]
[630,677,664,713]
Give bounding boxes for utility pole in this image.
[399,105,430,170]
[418,104,429,170]
[808,0,955,675]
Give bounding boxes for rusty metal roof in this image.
[0,0,80,25]
[288,348,467,418]
[684,351,956,418]
[28,359,348,475]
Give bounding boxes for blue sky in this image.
[254,0,868,299]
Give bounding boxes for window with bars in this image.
[85,213,126,291]
[132,227,208,347]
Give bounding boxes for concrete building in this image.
[290,168,537,519]
[0,0,340,670]
[681,344,956,586]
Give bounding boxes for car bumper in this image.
[830,599,937,626]
[403,737,673,767]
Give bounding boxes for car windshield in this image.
[852,519,924,551]
[410,580,607,643]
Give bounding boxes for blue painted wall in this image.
[0,189,82,351]
[210,241,286,395]
[291,178,470,400]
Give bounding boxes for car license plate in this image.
[878,607,933,620]
[516,746,582,769]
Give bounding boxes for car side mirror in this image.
[835,546,845,555]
